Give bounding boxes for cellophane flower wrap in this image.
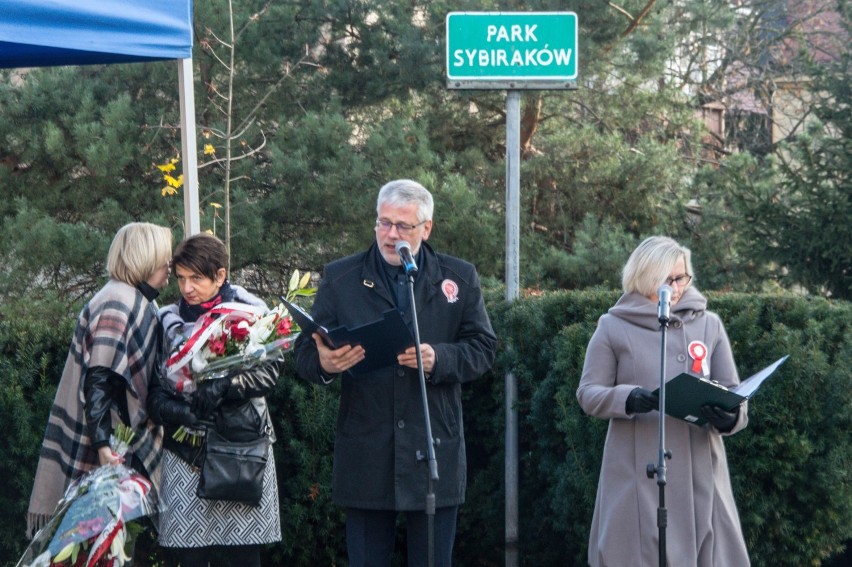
[17,425,155,567]
[163,271,314,444]
[164,301,298,392]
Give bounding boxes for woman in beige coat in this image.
[577,236,750,567]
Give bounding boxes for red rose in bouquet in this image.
[227,318,252,342]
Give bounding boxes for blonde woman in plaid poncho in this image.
[26,222,172,540]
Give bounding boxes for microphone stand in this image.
[405,269,439,567]
[646,307,671,567]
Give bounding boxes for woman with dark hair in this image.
[27,222,172,538]
[148,233,281,567]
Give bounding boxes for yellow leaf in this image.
[299,271,311,290]
[204,144,216,156]
[204,229,214,235]
[53,542,75,563]
[164,174,184,188]
[210,202,222,209]
[161,186,178,196]
[157,162,176,173]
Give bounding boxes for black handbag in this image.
[196,429,269,506]
[215,399,266,442]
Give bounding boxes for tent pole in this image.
[178,57,200,236]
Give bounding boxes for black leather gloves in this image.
[625,387,659,414]
[147,365,198,428]
[150,393,199,428]
[227,360,283,399]
[701,405,739,432]
[192,378,231,419]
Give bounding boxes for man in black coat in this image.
[294,179,497,567]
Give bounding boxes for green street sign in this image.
[446,12,578,88]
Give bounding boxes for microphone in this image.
[395,240,418,274]
[657,285,673,322]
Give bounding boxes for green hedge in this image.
[1,291,850,566]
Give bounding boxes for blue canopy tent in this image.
[0,0,200,234]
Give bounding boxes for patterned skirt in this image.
[158,447,281,547]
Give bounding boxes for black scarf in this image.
[136,281,161,302]
[376,246,422,318]
[178,280,236,323]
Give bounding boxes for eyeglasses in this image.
[665,274,693,287]
[375,219,428,235]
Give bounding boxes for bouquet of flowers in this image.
[164,271,315,443]
[17,425,156,567]
[164,302,297,390]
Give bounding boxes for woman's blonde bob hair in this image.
[622,236,694,297]
[106,222,173,286]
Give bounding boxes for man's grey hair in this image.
[376,179,434,222]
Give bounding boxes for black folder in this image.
[281,297,415,375]
[652,355,789,426]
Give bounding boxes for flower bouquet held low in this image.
[164,271,315,444]
[17,425,156,567]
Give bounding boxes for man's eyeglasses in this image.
[375,219,428,235]
[665,274,693,287]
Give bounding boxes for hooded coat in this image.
[576,286,750,567]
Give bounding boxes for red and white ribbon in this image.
[688,340,709,375]
[441,279,459,303]
[165,302,266,376]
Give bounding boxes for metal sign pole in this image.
[504,89,521,567]
[178,57,200,236]
[445,13,579,565]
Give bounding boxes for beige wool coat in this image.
[577,287,750,567]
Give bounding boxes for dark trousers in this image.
[168,544,261,567]
[345,506,458,567]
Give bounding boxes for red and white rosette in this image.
[441,279,459,303]
[688,340,709,376]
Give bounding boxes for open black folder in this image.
[652,355,789,426]
[281,297,415,375]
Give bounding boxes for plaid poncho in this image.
[26,280,164,538]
